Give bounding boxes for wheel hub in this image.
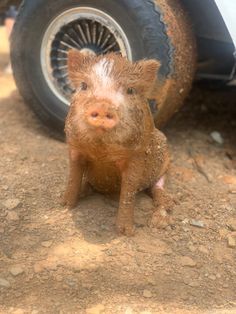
[40,7,132,105]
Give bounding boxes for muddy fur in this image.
[63,50,173,235]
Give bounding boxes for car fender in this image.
[214,0,236,50]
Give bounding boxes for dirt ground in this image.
[0,26,236,314]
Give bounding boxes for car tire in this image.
[11,0,195,132]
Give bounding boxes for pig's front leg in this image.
[63,147,86,209]
[149,176,174,228]
[116,171,138,236]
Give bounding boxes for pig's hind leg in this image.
[149,176,174,228]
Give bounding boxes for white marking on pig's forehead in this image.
[91,57,124,104]
[93,58,114,85]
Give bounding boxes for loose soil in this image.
[0,27,236,314]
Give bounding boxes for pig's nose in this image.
[86,106,119,130]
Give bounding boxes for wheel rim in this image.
[40,7,132,106]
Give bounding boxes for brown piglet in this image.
[63,50,174,236]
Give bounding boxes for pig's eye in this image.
[127,87,136,95]
[80,82,88,91]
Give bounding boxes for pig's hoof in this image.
[60,195,78,209]
[116,222,135,237]
[149,209,173,229]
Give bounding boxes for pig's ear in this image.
[138,59,161,83]
[132,59,161,97]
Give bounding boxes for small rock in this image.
[7,211,19,221]
[190,219,204,228]
[31,310,39,314]
[140,312,152,314]
[188,244,196,252]
[2,185,9,191]
[180,256,196,267]
[3,198,21,210]
[143,289,152,298]
[0,278,10,288]
[184,279,200,287]
[86,304,105,314]
[219,228,228,238]
[124,307,133,314]
[227,235,236,248]
[208,275,216,280]
[198,245,209,254]
[10,266,24,276]
[227,218,236,231]
[147,278,156,285]
[33,263,44,273]
[11,309,25,314]
[210,131,224,145]
[222,175,236,186]
[41,241,52,248]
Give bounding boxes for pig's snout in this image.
[86,104,119,130]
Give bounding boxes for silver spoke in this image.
[53,48,68,54]
[92,22,96,44]
[51,57,68,61]
[103,41,117,53]
[85,22,92,43]
[76,24,88,44]
[97,26,105,46]
[60,40,75,49]
[56,65,68,70]
[100,34,111,49]
[64,33,81,48]
[54,72,68,79]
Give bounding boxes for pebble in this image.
[208,275,216,280]
[222,175,236,185]
[0,278,10,288]
[124,308,133,314]
[10,266,24,276]
[184,279,200,287]
[143,289,152,298]
[11,309,25,314]
[219,228,228,238]
[41,241,53,248]
[3,198,21,210]
[86,304,105,314]
[227,218,236,231]
[210,131,224,144]
[227,235,236,248]
[33,263,43,273]
[198,245,209,254]
[180,256,196,267]
[188,244,196,252]
[190,219,204,228]
[7,211,19,221]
